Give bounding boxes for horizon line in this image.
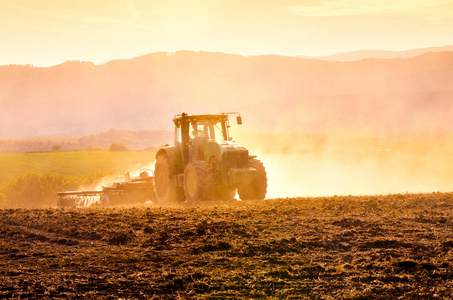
[2,42,453,68]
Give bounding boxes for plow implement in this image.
[57,190,103,208]
[57,169,156,208]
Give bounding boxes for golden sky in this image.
[1,0,453,66]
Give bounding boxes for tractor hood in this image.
[218,140,248,151]
[201,139,250,172]
[202,139,248,159]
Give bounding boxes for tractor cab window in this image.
[213,120,228,141]
[190,122,205,139]
[190,120,228,142]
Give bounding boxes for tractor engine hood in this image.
[201,139,250,170]
[217,141,249,171]
[219,141,248,151]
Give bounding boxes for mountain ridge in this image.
[1,50,452,138]
[298,44,453,62]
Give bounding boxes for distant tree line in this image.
[0,129,172,153]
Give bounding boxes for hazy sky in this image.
[1,0,453,66]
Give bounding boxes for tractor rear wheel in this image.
[238,158,267,200]
[184,160,214,203]
[154,154,184,203]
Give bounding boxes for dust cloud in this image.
[235,131,453,198]
[79,129,453,200]
[79,164,155,192]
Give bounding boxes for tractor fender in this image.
[156,146,184,174]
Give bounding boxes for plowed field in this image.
[1,193,453,299]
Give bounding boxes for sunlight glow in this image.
[0,0,452,66]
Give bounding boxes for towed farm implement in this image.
[57,112,267,207]
[57,170,155,208]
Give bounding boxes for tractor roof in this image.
[173,113,228,125]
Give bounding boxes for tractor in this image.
[153,112,267,203]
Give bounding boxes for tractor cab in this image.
[172,113,234,163]
[173,114,229,142]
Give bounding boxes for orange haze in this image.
[234,131,453,198]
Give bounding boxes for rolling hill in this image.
[300,44,453,61]
[1,50,453,138]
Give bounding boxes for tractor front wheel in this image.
[184,160,214,203]
[238,158,267,200]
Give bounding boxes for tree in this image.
[51,145,61,152]
[109,143,128,151]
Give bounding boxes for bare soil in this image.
[1,193,453,299]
